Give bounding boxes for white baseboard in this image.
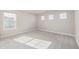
[39,29,75,37]
[0,28,75,38]
[0,29,36,38]
[76,40,79,47]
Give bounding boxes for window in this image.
[3,12,16,30]
[41,16,45,21]
[59,13,67,19]
[49,15,54,20]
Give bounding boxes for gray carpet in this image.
[0,30,78,49]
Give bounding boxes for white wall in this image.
[75,10,79,47]
[0,10,75,38]
[0,10,36,37]
[37,10,75,36]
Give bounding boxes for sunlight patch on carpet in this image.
[14,36,33,43]
[26,39,51,49]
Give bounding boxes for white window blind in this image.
[3,12,16,30]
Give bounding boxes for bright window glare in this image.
[59,13,67,19]
[41,16,45,21]
[49,15,54,20]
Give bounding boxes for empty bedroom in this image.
[0,10,78,49]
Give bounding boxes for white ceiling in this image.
[22,10,48,14]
